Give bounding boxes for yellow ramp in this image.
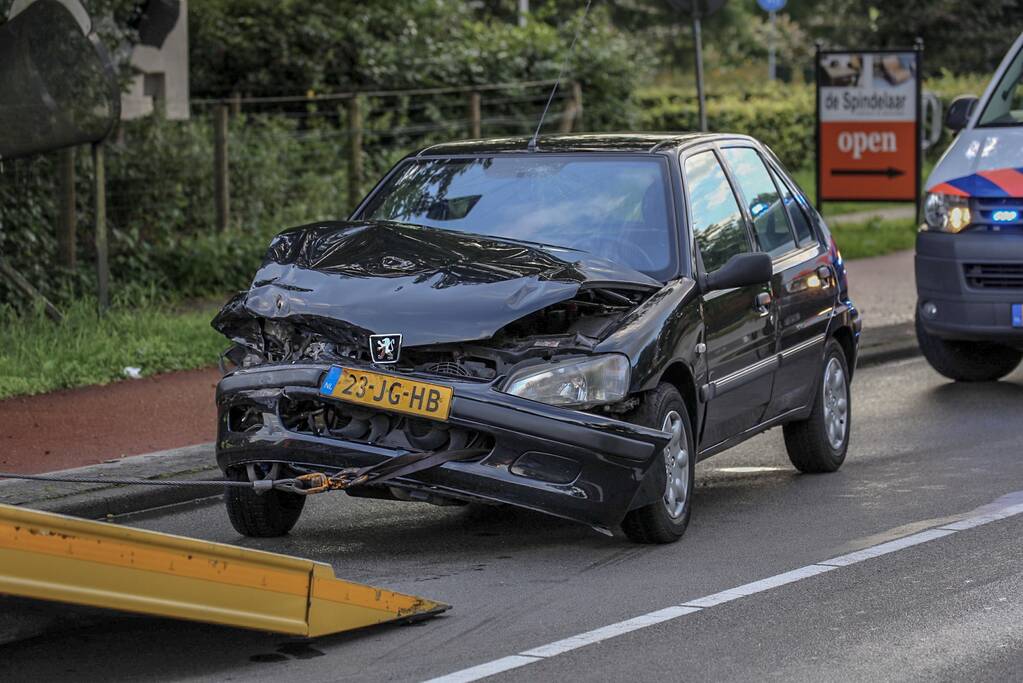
[0,503,447,636]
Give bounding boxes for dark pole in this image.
[93,142,109,312]
[692,3,707,132]
[814,41,822,213]
[915,37,924,226]
[214,103,230,231]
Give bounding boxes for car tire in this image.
[783,339,850,474]
[621,383,695,544]
[916,313,1022,382]
[225,465,306,537]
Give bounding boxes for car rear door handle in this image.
[754,291,772,315]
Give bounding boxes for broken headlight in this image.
[502,354,630,407]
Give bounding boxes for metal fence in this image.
[0,79,582,311]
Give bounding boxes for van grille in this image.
[963,262,1023,289]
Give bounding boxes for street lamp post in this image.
[757,0,786,81]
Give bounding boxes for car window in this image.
[721,147,797,259]
[978,45,1023,126]
[683,151,750,272]
[769,166,815,246]
[360,155,676,279]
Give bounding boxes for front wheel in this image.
[225,464,306,537]
[916,313,1022,382]
[783,339,851,473]
[621,384,695,544]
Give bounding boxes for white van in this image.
[916,31,1023,381]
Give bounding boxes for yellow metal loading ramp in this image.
[0,502,447,637]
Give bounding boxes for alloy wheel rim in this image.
[662,410,689,519]
[822,357,848,450]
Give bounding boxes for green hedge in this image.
[634,73,991,172]
[635,86,816,170]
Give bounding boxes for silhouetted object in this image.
[132,0,181,49]
[0,0,119,160]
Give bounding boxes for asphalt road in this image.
[3,356,1023,682]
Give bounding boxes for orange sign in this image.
[817,49,920,203]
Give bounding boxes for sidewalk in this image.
[0,367,220,474]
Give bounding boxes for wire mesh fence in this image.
[0,79,581,308]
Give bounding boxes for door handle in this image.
[754,291,772,315]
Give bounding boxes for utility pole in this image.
[517,0,528,27]
[692,2,707,132]
[768,10,776,81]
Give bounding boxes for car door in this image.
[682,149,776,451]
[721,145,835,420]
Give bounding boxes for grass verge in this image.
[0,292,226,400]
[829,218,917,261]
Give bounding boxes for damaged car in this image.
[212,133,861,543]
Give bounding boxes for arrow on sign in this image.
[830,167,905,178]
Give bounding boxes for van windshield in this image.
[978,46,1023,127]
[359,155,677,279]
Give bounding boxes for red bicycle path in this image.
[0,367,221,475]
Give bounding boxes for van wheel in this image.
[916,313,1022,382]
[621,384,695,544]
[783,339,850,473]
[225,464,306,537]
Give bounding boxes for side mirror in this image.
[945,95,978,133]
[702,252,772,292]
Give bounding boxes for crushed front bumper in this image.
[916,231,1023,346]
[215,363,671,530]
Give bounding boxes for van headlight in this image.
[502,354,630,407]
[923,192,972,233]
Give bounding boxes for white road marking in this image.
[682,564,836,608]
[939,502,1023,531]
[423,656,540,683]
[712,466,787,474]
[422,494,1023,683]
[520,606,701,658]
[818,528,956,567]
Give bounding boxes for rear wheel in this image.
[783,339,850,473]
[916,313,1022,382]
[621,384,695,544]
[225,463,306,537]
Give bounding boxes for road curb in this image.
[856,321,919,368]
[0,443,220,519]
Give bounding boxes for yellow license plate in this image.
[319,366,453,421]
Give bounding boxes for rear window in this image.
[360,155,678,279]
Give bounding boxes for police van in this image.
[917,31,1023,381]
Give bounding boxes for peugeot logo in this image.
[369,333,402,364]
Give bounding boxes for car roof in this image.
[415,132,758,157]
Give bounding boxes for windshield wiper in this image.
[422,226,584,253]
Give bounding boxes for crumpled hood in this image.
[214,220,662,348]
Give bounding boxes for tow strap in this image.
[0,447,489,496]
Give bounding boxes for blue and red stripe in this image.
[930,166,1023,198]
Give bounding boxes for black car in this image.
[212,133,861,544]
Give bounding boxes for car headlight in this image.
[502,354,630,407]
[923,192,972,233]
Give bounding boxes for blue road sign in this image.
[757,0,786,11]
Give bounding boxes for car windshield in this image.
[978,44,1023,126]
[360,155,677,278]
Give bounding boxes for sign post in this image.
[756,0,787,82]
[667,0,727,133]
[815,44,923,211]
